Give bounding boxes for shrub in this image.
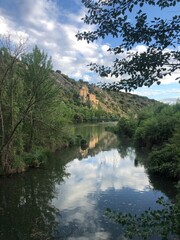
[23,147,50,167]
[118,117,137,138]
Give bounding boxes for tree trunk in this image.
[0,96,5,148]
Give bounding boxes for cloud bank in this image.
[0,0,179,100]
[0,0,114,82]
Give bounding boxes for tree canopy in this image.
[0,37,71,174]
[76,0,180,91]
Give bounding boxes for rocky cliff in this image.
[52,70,157,118]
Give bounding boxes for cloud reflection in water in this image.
[52,147,152,239]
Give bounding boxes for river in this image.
[0,123,177,240]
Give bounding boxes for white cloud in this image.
[160,70,180,84]
[132,84,180,101]
[0,0,107,82]
[0,0,179,98]
[101,44,110,52]
[0,15,28,39]
[135,45,147,52]
[0,16,9,34]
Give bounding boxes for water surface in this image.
[0,123,177,240]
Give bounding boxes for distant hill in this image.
[160,98,179,105]
[92,85,157,117]
[52,70,158,120]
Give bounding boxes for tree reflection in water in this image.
[0,123,178,240]
[0,157,69,240]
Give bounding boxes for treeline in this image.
[116,103,180,179]
[59,101,118,123]
[108,102,180,239]
[0,36,118,175]
[0,37,78,175]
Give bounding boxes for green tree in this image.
[0,39,65,174]
[106,103,180,239]
[19,46,57,151]
[0,35,27,173]
[117,117,137,137]
[77,0,180,91]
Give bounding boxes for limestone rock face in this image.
[52,71,157,117]
[79,85,99,107]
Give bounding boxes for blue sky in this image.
[0,0,179,101]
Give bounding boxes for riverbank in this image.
[0,122,117,176]
[0,132,82,176]
[0,123,178,239]
[109,103,180,181]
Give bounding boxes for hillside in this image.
[52,70,157,120]
[0,44,158,175]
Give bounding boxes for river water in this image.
[0,123,177,240]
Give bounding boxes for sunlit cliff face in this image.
[79,85,99,107]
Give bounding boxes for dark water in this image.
[0,123,177,240]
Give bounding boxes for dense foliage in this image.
[0,35,156,175]
[106,196,180,239]
[77,0,180,91]
[0,37,76,175]
[117,103,180,179]
[107,103,180,239]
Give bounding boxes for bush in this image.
[11,155,26,173]
[148,129,180,179]
[116,103,180,180]
[149,144,180,179]
[135,103,180,146]
[23,147,50,167]
[118,117,137,138]
[73,113,84,123]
